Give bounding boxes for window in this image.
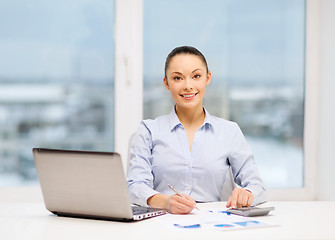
[1,0,311,197]
[143,0,305,189]
[0,0,115,186]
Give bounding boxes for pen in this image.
[168,184,199,210]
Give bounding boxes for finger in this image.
[247,193,254,207]
[179,202,194,213]
[230,198,237,209]
[237,189,253,206]
[172,194,195,209]
[240,192,249,207]
[226,196,232,208]
[170,204,187,214]
[237,191,244,208]
[246,196,252,207]
[183,194,197,207]
[169,197,194,214]
[174,194,192,205]
[230,190,239,209]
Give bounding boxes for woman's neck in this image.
[175,105,205,129]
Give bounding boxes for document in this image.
[160,208,275,231]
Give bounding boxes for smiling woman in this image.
[127,46,266,214]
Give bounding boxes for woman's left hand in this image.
[226,188,254,209]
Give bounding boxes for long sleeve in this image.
[127,122,159,207]
[228,123,267,206]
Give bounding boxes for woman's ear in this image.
[206,71,212,86]
[163,77,170,90]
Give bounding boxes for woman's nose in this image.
[183,78,193,91]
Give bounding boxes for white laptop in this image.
[33,148,167,221]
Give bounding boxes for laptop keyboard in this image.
[132,206,153,215]
[131,206,167,220]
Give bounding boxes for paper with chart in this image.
[161,208,275,231]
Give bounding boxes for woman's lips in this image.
[180,92,198,100]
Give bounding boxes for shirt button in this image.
[187,163,191,168]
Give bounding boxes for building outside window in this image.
[0,0,115,186]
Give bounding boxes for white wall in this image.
[317,0,335,200]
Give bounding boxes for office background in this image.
[0,0,334,201]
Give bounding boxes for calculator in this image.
[226,206,275,217]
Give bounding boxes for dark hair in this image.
[164,46,209,78]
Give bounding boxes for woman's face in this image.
[164,54,211,111]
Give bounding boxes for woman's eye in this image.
[173,76,181,81]
[193,74,201,79]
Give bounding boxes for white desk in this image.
[0,201,334,240]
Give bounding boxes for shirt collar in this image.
[203,108,214,128]
[168,107,182,131]
[168,106,214,131]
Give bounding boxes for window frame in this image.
[114,0,143,173]
[266,0,319,200]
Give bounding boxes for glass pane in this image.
[0,0,115,187]
[143,0,305,189]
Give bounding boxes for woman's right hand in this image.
[167,194,197,214]
[147,193,196,214]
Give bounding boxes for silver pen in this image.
[168,184,199,210]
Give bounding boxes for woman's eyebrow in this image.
[192,68,203,73]
[170,69,203,75]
